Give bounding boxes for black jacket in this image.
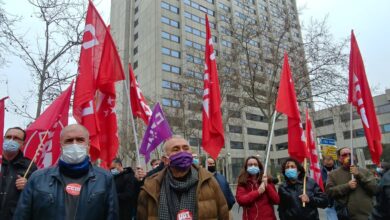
[278,177,328,220]
[370,170,390,220]
[13,164,118,220]
[213,172,235,210]
[0,151,36,220]
[113,167,141,220]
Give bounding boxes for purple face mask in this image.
[169,151,193,171]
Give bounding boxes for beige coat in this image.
[137,166,229,220]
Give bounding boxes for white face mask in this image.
[60,144,88,164]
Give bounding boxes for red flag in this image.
[0,96,9,171]
[348,31,382,165]
[24,82,73,169]
[275,53,307,162]
[95,28,125,168]
[202,15,225,159]
[73,1,107,160]
[129,64,152,125]
[306,109,324,191]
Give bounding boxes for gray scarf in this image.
[159,167,198,220]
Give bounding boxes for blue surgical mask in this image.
[3,139,20,152]
[193,158,199,165]
[111,168,120,175]
[376,167,384,175]
[285,168,298,180]
[247,166,260,175]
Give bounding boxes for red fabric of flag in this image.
[24,82,73,169]
[129,64,152,125]
[306,109,324,191]
[94,28,125,168]
[202,15,224,159]
[275,53,307,162]
[73,1,107,160]
[0,96,9,171]
[348,31,382,165]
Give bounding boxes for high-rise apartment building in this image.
[110,0,307,183]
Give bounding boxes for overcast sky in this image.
[1,0,389,130]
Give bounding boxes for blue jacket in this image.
[13,164,118,220]
[213,172,235,210]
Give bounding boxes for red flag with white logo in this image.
[129,64,152,125]
[306,109,324,191]
[348,31,382,165]
[95,28,125,168]
[275,53,307,163]
[0,96,9,172]
[24,82,73,169]
[73,1,107,160]
[202,15,224,159]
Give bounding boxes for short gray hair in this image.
[162,135,189,155]
[60,124,90,141]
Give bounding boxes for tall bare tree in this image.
[1,0,86,119]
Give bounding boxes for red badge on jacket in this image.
[65,183,82,196]
[177,209,193,220]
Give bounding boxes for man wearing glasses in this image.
[0,127,37,220]
[326,147,378,220]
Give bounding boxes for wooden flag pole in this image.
[302,157,307,207]
[23,130,49,178]
[350,103,354,180]
[264,111,277,176]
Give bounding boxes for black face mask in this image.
[325,166,333,171]
[208,166,216,173]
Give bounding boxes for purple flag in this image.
[139,103,173,163]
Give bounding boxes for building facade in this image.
[110,0,309,183]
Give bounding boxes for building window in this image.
[377,104,390,114]
[249,143,266,150]
[161,16,180,28]
[162,63,181,75]
[221,39,232,48]
[227,95,239,104]
[135,6,139,14]
[276,142,288,151]
[186,54,203,65]
[228,110,241,118]
[133,46,138,55]
[162,80,181,91]
[274,128,288,136]
[189,137,200,146]
[134,32,138,41]
[314,117,334,127]
[229,125,242,134]
[383,124,390,133]
[162,47,181,58]
[185,39,205,52]
[134,19,139,27]
[162,98,181,108]
[161,31,180,43]
[187,86,202,95]
[161,1,179,14]
[245,113,265,122]
[218,2,230,12]
[183,0,215,16]
[133,61,138,69]
[186,70,203,80]
[247,128,268,136]
[343,129,364,140]
[230,141,244,149]
[184,11,215,28]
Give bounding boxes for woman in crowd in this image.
[236,156,280,220]
[278,157,328,220]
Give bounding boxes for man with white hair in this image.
[137,135,229,219]
[14,124,118,220]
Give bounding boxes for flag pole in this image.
[123,73,142,167]
[23,130,49,178]
[350,103,354,179]
[264,111,277,176]
[302,157,308,207]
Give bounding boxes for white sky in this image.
[1,0,389,130]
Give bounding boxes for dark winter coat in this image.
[0,151,36,220]
[213,172,235,210]
[13,164,118,220]
[113,167,141,220]
[369,170,390,220]
[236,178,280,220]
[278,177,328,220]
[326,166,378,220]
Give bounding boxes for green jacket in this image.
[326,166,378,220]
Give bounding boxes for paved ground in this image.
[231,203,326,220]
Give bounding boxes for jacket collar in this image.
[142,165,213,203]
[50,163,96,182]
[2,150,25,166]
